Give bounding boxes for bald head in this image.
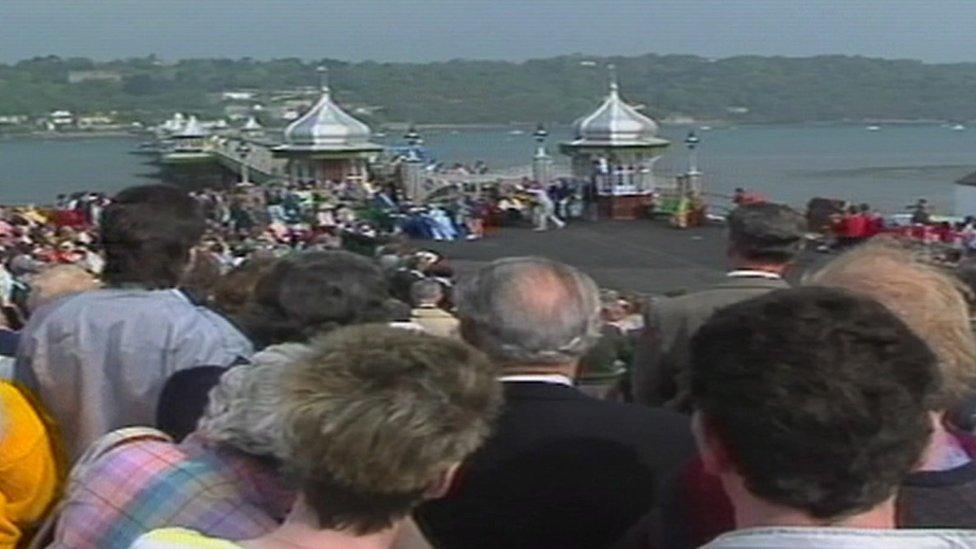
[455,257,601,366]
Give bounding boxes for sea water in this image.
[1,125,974,214]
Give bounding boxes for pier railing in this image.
[207,137,287,182]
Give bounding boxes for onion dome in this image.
[175,115,207,138]
[242,116,262,131]
[571,80,665,146]
[282,86,372,148]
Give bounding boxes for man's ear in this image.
[692,411,734,476]
[424,463,461,500]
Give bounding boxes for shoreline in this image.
[0,118,964,142]
[0,130,140,141]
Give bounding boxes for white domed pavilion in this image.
[560,74,670,219]
[273,74,382,184]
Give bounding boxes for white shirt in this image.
[499,374,573,386]
[727,270,783,280]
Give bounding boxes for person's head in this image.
[599,289,626,322]
[809,241,976,409]
[276,325,502,535]
[727,202,805,269]
[26,263,100,312]
[195,343,313,457]
[100,185,206,288]
[455,257,601,369]
[235,250,392,348]
[859,203,871,213]
[409,278,444,308]
[691,287,938,522]
[211,256,278,317]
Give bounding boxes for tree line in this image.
[2,53,976,125]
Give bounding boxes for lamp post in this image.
[533,123,548,156]
[404,125,422,161]
[532,123,553,187]
[402,125,424,201]
[236,142,252,185]
[684,131,701,176]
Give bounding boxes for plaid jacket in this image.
[51,432,292,548]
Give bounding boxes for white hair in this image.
[196,342,312,457]
[456,257,602,365]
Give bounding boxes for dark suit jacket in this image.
[414,381,695,549]
[632,275,789,411]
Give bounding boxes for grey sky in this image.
[2,0,975,64]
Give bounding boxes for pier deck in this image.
[424,219,825,295]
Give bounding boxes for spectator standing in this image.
[690,287,976,548]
[415,257,694,549]
[0,381,60,547]
[51,346,300,547]
[135,325,502,549]
[632,202,805,411]
[15,185,253,458]
[811,242,976,528]
[408,278,459,338]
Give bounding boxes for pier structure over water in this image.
[560,67,670,220]
[271,67,383,185]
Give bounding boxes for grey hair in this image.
[196,342,312,457]
[456,256,602,365]
[410,278,444,306]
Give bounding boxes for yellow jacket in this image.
[0,382,59,547]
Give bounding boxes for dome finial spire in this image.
[317,65,330,94]
[607,63,618,94]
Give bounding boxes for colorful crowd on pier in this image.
[0,180,976,549]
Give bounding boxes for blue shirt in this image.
[15,288,253,459]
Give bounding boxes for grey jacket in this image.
[632,275,788,411]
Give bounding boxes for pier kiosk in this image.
[559,75,669,220]
[273,72,382,185]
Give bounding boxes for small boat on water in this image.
[866,125,881,131]
[699,125,713,131]
[952,124,966,131]
[508,129,525,135]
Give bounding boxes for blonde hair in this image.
[808,240,976,407]
[277,325,502,533]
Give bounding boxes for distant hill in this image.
[3,53,976,125]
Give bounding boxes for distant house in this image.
[67,70,123,84]
[222,91,255,101]
[0,115,28,125]
[49,110,74,126]
[77,115,116,129]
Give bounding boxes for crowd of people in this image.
[821,198,976,261]
[2,181,976,548]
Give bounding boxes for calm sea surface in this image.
[2,125,975,213]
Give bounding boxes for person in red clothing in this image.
[833,205,860,248]
[845,204,869,244]
[860,203,884,237]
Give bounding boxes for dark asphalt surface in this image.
[423,219,828,295]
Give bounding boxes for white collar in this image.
[499,374,574,386]
[727,270,783,280]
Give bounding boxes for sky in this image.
[2,0,976,64]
